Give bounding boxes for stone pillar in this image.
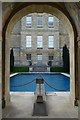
[0,40,2,118]
[5,36,10,106]
[2,35,5,108]
[2,34,10,108]
[0,2,2,119]
[74,37,79,106]
[69,32,76,106]
[77,37,80,119]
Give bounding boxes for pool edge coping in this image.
[10,72,70,78]
[10,73,18,78]
[61,73,70,78]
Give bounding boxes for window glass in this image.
[26,16,32,26]
[49,55,54,60]
[37,16,43,27]
[26,54,31,60]
[48,36,54,48]
[26,36,32,47]
[37,54,42,60]
[37,36,43,48]
[48,16,54,26]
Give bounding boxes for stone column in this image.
[0,2,2,119]
[2,34,10,108]
[75,37,79,106]
[0,40,2,118]
[2,36,5,108]
[77,36,80,119]
[5,35,10,106]
[69,32,76,106]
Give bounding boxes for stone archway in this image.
[2,3,78,107]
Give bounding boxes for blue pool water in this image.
[10,73,70,92]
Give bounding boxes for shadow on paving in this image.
[32,101,48,116]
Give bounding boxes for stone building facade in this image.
[10,13,69,66]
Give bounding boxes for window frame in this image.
[48,35,54,48]
[37,54,42,61]
[48,16,54,27]
[26,36,32,48]
[37,16,43,27]
[26,16,32,26]
[37,36,43,48]
[49,55,54,61]
[26,54,31,61]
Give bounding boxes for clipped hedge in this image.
[50,66,64,72]
[11,66,29,73]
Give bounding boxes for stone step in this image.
[33,66,47,72]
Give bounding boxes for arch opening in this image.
[3,4,76,107]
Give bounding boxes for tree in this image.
[62,44,70,73]
[10,48,14,72]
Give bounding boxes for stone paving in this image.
[2,92,78,118]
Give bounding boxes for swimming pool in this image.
[10,73,70,92]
